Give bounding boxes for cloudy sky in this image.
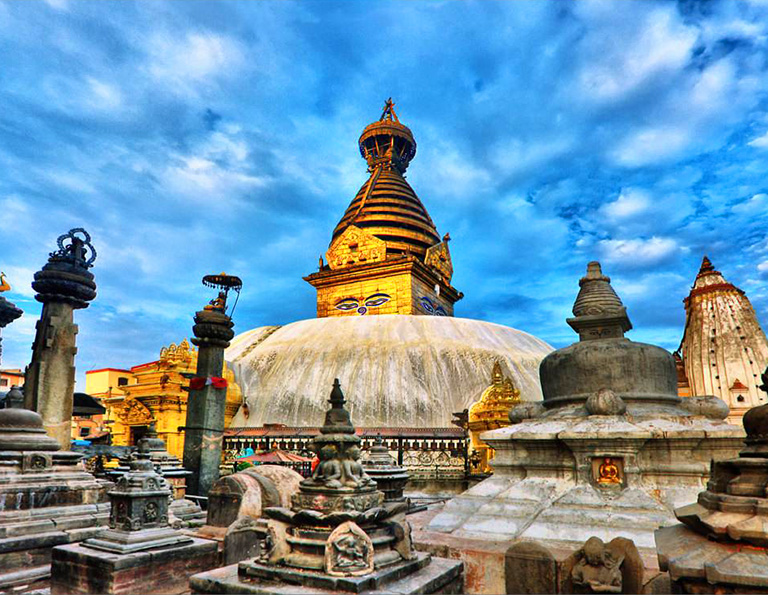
[1,0,768,388]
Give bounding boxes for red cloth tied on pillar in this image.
[189,376,228,390]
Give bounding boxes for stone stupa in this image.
[656,366,768,593]
[424,262,744,573]
[0,387,108,592]
[190,379,462,594]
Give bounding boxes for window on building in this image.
[79,427,90,437]
[117,377,128,387]
[737,396,745,403]
[0,379,7,387]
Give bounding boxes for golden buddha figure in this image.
[597,457,622,485]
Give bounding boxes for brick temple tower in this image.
[304,99,463,318]
[677,256,768,422]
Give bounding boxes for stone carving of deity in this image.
[571,537,623,593]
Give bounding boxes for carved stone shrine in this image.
[423,261,743,591]
[362,434,409,503]
[50,439,217,594]
[656,367,768,593]
[108,423,205,528]
[0,387,108,593]
[189,379,463,594]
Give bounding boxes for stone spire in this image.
[567,261,632,341]
[183,272,239,497]
[678,256,768,422]
[25,228,97,448]
[363,435,409,502]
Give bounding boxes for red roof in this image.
[86,368,131,375]
[731,379,749,391]
[237,449,313,463]
[226,426,465,439]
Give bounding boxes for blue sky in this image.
[1,0,768,388]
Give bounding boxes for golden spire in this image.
[0,272,10,293]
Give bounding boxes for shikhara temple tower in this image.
[678,256,768,422]
[304,99,463,318]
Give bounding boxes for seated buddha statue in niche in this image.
[597,457,621,485]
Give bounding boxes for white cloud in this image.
[576,5,698,102]
[609,127,691,168]
[147,31,244,94]
[601,189,651,221]
[758,260,768,273]
[749,131,768,149]
[598,237,680,268]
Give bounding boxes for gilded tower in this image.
[678,256,768,422]
[304,99,463,317]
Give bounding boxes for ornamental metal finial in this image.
[380,97,399,122]
[51,228,97,268]
[201,272,242,317]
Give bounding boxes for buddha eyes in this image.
[420,297,446,316]
[334,293,391,314]
[364,293,390,307]
[335,299,359,311]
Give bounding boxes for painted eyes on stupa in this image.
[420,296,447,316]
[334,293,391,315]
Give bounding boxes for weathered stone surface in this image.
[678,395,729,420]
[584,389,626,416]
[0,400,108,593]
[504,541,556,594]
[423,262,743,591]
[561,536,643,594]
[25,229,97,449]
[226,316,552,429]
[51,537,217,595]
[190,553,463,594]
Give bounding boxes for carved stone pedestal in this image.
[51,441,217,594]
[190,379,463,594]
[0,390,108,594]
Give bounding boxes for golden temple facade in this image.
[85,339,242,458]
[467,361,520,473]
[304,99,462,318]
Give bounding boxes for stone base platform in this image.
[656,523,768,594]
[411,504,670,594]
[0,503,109,593]
[189,553,463,594]
[50,537,218,595]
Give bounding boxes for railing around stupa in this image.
[223,426,468,481]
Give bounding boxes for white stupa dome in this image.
[226,315,552,428]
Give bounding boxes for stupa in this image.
[189,379,463,594]
[677,256,768,423]
[656,367,768,593]
[0,386,108,592]
[107,424,206,527]
[423,262,743,585]
[226,101,552,435]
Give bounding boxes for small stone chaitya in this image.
[424,261,743,586]
[362,434,409,503]
[51,438,217,594]
[0,387,108,593]
[656,367,768,593]
[189,379,462,594]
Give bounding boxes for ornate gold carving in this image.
[116,397,154,426]
[326,226,386,271]
[596,457,622,485]
[0,272,10,293]
[424,236,453,283]
[468,362,521,473]
[158,339,194,368]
